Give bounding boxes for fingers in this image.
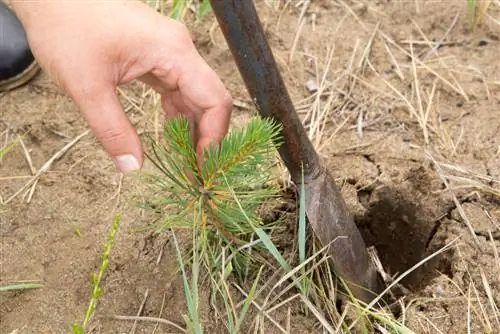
[195,91,232,158]
[178,56,232,156]
[153,53,232,158]
[73,85,143,172]
[161,91,181,119]
[142,20,233,169]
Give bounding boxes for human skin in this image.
[11,0,233,172]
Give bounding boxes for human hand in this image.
[12,0,232,172]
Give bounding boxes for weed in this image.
[145,0,212,20]
[72,213,122,333]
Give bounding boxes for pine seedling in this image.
[143,115,283,281]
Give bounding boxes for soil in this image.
[1,1,499,333]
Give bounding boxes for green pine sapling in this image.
[142,115,283,281]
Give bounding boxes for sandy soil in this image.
[1,1,499,333]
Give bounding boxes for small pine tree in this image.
[142,115,283,281]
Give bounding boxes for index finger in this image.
[176,54,233,158]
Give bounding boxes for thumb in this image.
[74,85,144,172]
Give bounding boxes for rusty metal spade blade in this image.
[209,0,383,302]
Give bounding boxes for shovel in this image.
[208,0,383,302]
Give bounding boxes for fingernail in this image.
[114,154,140,172]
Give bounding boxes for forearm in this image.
[11,1,70,28]
[11,1,129,30]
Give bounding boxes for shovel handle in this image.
[207,0,319,182]
[208,0,383,302]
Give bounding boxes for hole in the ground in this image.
[260,182,455,300]
[354,186,452,290]
[357,188,372,208]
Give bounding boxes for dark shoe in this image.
[0,2,40,92]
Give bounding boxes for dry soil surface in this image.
[1,1,499,333]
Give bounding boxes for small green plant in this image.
[170,0,211,20]
[142,116,411,332]
[72,213,122,334]
[143,116,283,280]
[145,0,212,20]
[140,115,288,330]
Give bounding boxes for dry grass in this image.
[267,1,499,333]
[0,130,90,205]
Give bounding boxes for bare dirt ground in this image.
[1,1,499,333]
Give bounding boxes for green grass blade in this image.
[198,0,212,18]
[170,0,186,19]
[0,281,43,292]
[0,133,26,160]
[172,231,194,319]
[235,265,264,332]
[222,171,291,272]
[213,275,236,332]
[252,226,291,272]
[172,229,203,334]
[468,0,477,29]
